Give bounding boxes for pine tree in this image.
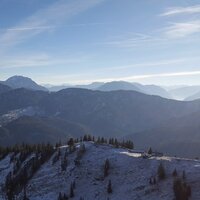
[173,178,191,200]
[157,163,166,180]
[104,159,110,177]
[101,137,105,144]
[88,135,92,141]
[58,192,62,200]
[63,193,68,200]
[23,186,29,200]
[186,185,191,197]
[83,135,87,141]
[173,168,178,177]
[61,150,68,171]
[107,180,112,194]
[153,177,156,185]
[70,183,74,198]
[68,138,74,147]
[92,136,95,142]
[182,170,186,180]
[148,147,152,155]
[72,180,76,189]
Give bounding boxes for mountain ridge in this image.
[3,75,48,91]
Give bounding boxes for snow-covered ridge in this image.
[0,142,199,200]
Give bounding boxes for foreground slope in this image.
[0,142,198,200]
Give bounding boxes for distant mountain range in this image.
[0,85,200,157]
[168,85,200,100]
[1,76,200,157]
[48,80,172,99]
[47,81,200,101]
[2,75,200,101]
[185,91,200,101]
[97,81,171,99]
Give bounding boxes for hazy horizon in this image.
[1,74,200,87]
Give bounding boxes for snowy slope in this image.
[0,142,200,200]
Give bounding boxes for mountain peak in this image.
[5,75,48,91]
[6,75,30,81]
[97,81,141,92]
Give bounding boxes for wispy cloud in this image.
[159,4,200,39]
[164,21,200,38]
[121,71,200,81]
[161,5,200,16]
[102,4,200,48]
[102,20,200,48]
[3,26,55,31]
[98,33,164,48]
[0,22,107,32]
[104,58,186,71]
[0,0,105,50]
[0,53,89,69]
[81,71,200,83]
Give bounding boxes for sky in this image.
[0,0,200,85]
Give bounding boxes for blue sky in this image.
[0,0,200,85]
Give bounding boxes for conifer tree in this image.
[23,186,29,200]
[83,135,87,141]
[68,138,74,147]
[148,147,152,155]
[186,185,191,197]
[61,154,68,171]
[88,135,92,141]
[63,193,68,200]
[107,180,112,194]
[173,168,178,177]
[92,136,95,142]
[70,183,74,198]
[104,159,110,177]
[157,163,166,180]
[153,177,156,185]
[182,170,186,180]
[173,178,191,200]
[72,180,76,189]
[58,192,62,200]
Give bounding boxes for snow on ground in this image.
[22,142,200,200]
[0,142,200,199]
[0,154,13,185]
